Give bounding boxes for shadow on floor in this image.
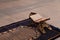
[0,18,35,33]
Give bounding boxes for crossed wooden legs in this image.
[37,22,52,34]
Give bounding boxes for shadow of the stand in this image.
[50,25,60,32]
[0,18,33,33]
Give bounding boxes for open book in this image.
[30,13,50,23]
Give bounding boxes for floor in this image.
[0,0,60,40]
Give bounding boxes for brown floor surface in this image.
[0,0,60,28]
